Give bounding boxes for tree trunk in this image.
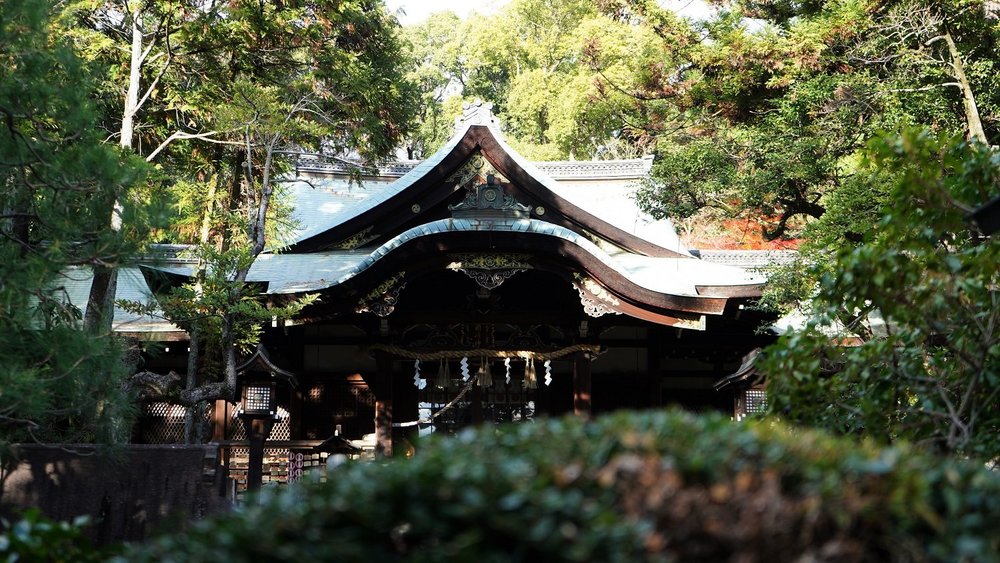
[84,6,142,334]
[180,381,233,405]
[943,31,988,145]
[222,314,240,393]
[183,327,200,444]
[120,9,142,151]
[183,168,218,444]
[5,189,31,257]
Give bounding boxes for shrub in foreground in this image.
[0,509,107,562]
[124,410,1000,562]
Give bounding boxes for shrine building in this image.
[103,101,781,464]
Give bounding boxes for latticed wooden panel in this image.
[138,402,212,444]
[227,403,292,441]
[745,389,768,414]
[139,401,292,443]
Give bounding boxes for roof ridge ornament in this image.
[455,99,498,132]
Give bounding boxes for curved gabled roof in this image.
[144,103,768,330]
[282,110,690,258]
[283,154,689,257]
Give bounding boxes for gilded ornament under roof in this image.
[335,225,377,250]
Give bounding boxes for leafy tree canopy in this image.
[402,0,687,160]
[4,0,419,446]
[107,1,418,418]
[763,129,1000,460]
[602,0,999,253]
[589,0,1000,460]
[0,0,149,464]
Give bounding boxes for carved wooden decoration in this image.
[448,253,532,289]
[573,274,622,318]
[335,225,377,250]
[357,272,406,317]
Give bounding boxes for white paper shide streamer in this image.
[413,359,426,390]
[460,357,470,381]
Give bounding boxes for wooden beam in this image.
[118,331,189,342]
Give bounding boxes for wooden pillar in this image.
[647,329,664,408]
[470,381,484,424]
[211,399,228,441]
[243,417,274,493]
[290,388,303,440]
[373,351,393,458]
[573,352,592,417]
[393,361,419,457]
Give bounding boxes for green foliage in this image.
[0,509,108,563]
[763,129,1000,460]
[63,1,417,404]
[173,1,415,390]
[400,12,468,159]
[403,0,679,160]
[0,0,141,462]
[627,1,874,245]
[125,410,1000,562]
[609,0,999,261]
[153,247,316,377]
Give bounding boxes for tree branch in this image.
[124,371,235,405]
[145,130,234,162]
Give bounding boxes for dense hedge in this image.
[124,410,1000,562]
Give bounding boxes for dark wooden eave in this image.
[713,348,763,390]
[288,230,735,322]
[237,344,298,388]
